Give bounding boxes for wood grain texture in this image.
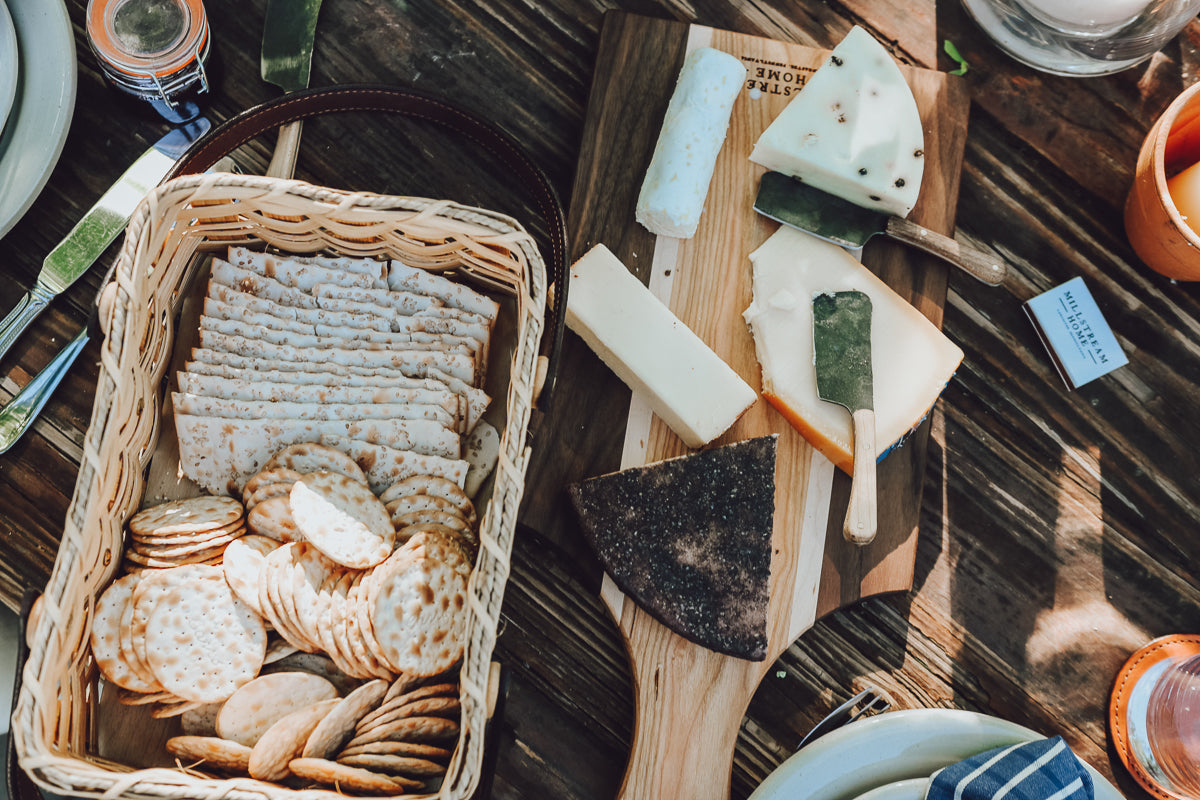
[3,1,1199,800]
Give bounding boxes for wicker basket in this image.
[11,171,548,800]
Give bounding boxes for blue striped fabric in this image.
[924,737,1094,800]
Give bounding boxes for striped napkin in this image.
[924,736,1094,800]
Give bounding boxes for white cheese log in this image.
[567,244,756,448]
[742,226,962,473]
[635,47,747,238]
[750,26,924,217]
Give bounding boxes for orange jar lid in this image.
[86,0,208,80]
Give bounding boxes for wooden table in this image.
[3,1,1199,799]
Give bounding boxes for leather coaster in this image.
[1109,634,1200,800]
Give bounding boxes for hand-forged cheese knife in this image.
[755,171,1007,286]
[0,117,211,364]
[813,289,877,545]
[261,0,324,178]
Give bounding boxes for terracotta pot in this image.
[1126,81,1200,281]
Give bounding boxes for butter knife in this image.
[0,117,211,363]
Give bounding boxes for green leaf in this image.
[943,39,969,76]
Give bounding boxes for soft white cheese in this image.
[635,47,747,238]
[567,244,756,448]
[742,226,962,473]
[749,26,925,218]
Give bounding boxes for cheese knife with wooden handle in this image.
[813,290,877,545]
[756,171,1007,286]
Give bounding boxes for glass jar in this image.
[961,0,1200,77]
[86,0,211,123]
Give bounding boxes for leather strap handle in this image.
[166,84,569,407]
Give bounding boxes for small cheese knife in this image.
[0,118,211,364]
[813,290,877,545]
[755,171,1007,286]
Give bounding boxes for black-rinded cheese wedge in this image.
[567,435,778,661]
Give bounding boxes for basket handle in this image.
[164,84,569,408]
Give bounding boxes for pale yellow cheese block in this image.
[567,244,756,448]
[742,225,963,473]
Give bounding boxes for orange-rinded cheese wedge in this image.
[742,225,963,473]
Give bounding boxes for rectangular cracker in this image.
[174,415,462,495]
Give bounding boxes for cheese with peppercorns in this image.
[749,26,925,217]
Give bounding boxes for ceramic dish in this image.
[748,709,1123,800]
[851,778,928,800]
[0,0,17,137]
[0,0,75,240]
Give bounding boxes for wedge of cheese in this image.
[749,26,924,218]
[742,226,962,473]
[567,244,756,448]
[635,47,747,238]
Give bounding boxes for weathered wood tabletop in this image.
[3,1,1200,798]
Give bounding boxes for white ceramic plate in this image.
[0,0,75,240]
[851,778,928,800]
[748,709,1124,800]
[0,0,17,137]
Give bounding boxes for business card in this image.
[1024,276,1128,390]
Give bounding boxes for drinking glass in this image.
[961,0,1200,77]
[1146,653,1200,798]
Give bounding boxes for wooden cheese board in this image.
[522,10,971,800]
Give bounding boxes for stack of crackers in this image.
[165,669,462,792]
[86,246,511,793]
[92,440,480,791]
[173,246,501,499]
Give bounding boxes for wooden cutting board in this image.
[562,11,971,800]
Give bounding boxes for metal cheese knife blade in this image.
[0,118,211,364]
[755,171,1006,286]
[261,0,324,178]
[813,290,877,546]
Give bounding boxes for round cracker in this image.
[288,757,423,792]
[357,683,459,731]
[384,493,464,522]
[242,467,304,506]
[336,740,452,761]
[336,752,446,777]
[143,568,266,703]
[368,534,470,676]
[167,735,252,773]
[344,715,460,749]
[248,698,341,781]
[222,534,280,616]
[216,671,340,747]
[389,509,470,535]
[91,573,160,693]
[245,481,296,511]
[265,443,368,485]
[129,496,244,537]
[379,475,475,523]
[290,475,392,569]
[303,679,389,760]
[247,495,302,542]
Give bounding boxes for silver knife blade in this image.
[0,117,210,362]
